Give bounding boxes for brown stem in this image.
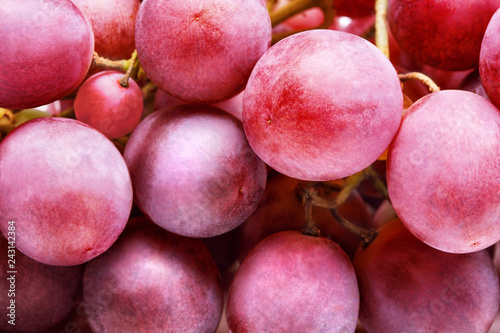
[271,0,335,44]
[375,0,389,59]
[398,72,441,93]
[366,167,389,199]
[301,187,321,237]
[119,50,139,88]
[330,209,378,247]
[91,52,129,72]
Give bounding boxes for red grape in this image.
[480,7,500,109]
[0,237,84,332]
[0,117,133,266]
[354,219,500,332]
[123,105,267,238]
[71,0,140,60]
[227,231,359,332]
[387,90,500,253]
[0,0,94,109]
[135,0,272,103]
[243,29,402,181]
[83,218,223,332]
[387,0,500,70]
[74,71,143,139]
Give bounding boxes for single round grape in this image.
[387,90,500,253]
[227,231,359,332]
[480,7,500,109]
[0,117,133,266]
[83,219,223,332]
[243,29,402,181]
[0,0,94,109]
[71,0,140,60]
[123,105,267,238]
[0,237,84,332]
[74,71,143,139]
[388,0,500,70]
[354,219,500,332]
[135,0,271,103]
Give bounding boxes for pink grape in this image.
[0,0,94,109]
[387,0,500,70]
[243,29,402,181]
[74,71,144,139]
[71,0,140,60]
[83,218,223,332]
[227,231,359,332]
[335,0,375,18]
[480,7,500,109]
[123,105,267,238]
[387,90,500,253]
[0,117,133,266]
[135,0,272,103]
[0,237,84,332]
[354,219,500,332]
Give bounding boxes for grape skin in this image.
[123,105,267,238]
[354,219,500,333]
[83,218,223,333]
[243,29,402,181]
[74,71,144,139]
[135,0,272,103]
[227,231,359,332]
[387,90,500,253]
[0,0,94,109]
[0,117,133,266]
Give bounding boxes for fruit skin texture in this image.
[480,7,500,109]
[243,29,402,181]
[70,0,140,60]
[387,90,500,253]
[123,105,267,238]
[226,231,359,332]
[74,71,144,139]
[354,219,500,333]
[0,0,94,109]
[388,0,500,70]
[0,117,133,266]
[0,238,84,332]
[135,0,272,103]
[83,219,223,333]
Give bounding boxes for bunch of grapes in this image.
[1,0,500,332]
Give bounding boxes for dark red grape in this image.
[83,218,223,332]
[354,219,500,332]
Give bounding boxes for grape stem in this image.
[330,209,378,248]
[375,0,390,59]
[366,167,389,199]
[90,52,129,72]
[270,0,336,44]
[301,187,321,237]
[119,50,139,88]
[55,106,75,119]
[398,72,441,93]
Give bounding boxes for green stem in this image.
[366,167,390,199]
[119,50,139,88]
[375,0,389,59]
[91,52,129,72]
[55,106,75,119]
